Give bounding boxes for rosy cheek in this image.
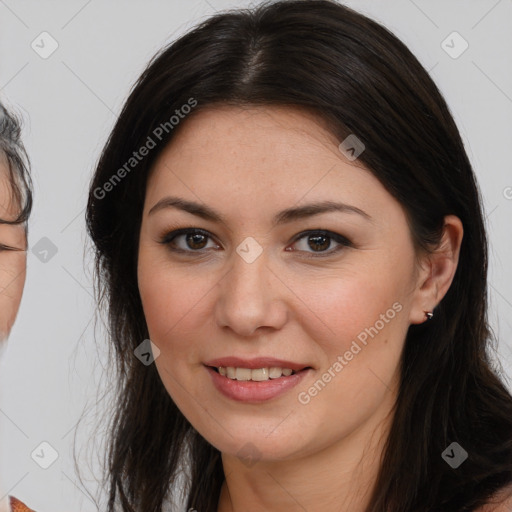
[300,276,401,356]
[139,270,198,348]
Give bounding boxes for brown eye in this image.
[185,232,208,250]
[290,230,352,256]
[160,228,219,253]
[306,234,331,252]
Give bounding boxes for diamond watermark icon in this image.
[237,442,262,467]
[31,32,59,59]
[338,134,365,161]
[441,441,468,469]
[441,31,468,59]
[236,236,263,264]
[31,441,59,469]
[32,236,58,263]
[134,339,161,366]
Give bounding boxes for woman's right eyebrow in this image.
[148,195,374,226]
[148,196,224,223]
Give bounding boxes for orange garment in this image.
[8,497,35,512]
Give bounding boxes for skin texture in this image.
[0,156,28,512]
[0,156,26,344]
[137,106,463,512]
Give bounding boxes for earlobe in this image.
[409,215,464,325]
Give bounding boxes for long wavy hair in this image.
[85,1,512,510]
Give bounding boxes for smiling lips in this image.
[203,356,313,402]
[218,366,295,381]
[204,356,311,381]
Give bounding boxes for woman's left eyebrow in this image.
[272,201,374,226]
[148,196,374,225]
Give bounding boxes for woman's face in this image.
[138,106,427,463]
[0,156,27,343]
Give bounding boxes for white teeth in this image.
[235,368,252,381]
[217,366,297,381]
[269,367,283,379]
[249,368,269,381]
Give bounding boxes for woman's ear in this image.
[409,215,464,325]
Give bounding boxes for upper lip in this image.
[204,357,312,371]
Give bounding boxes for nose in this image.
[214,248,288,337]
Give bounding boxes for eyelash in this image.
[158,228,353,258]
[0,243,22,252]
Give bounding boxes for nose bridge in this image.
[215,242,287,335]
[225,245,270,304]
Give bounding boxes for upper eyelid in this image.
[291,229,351,243]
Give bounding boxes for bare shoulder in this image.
[475,483,512,511]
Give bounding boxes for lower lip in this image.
[205,365,312,403]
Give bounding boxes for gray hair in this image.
[0,101,32,225]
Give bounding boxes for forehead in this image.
[0,149,7,171]
[165,104,343,158]
[0,153,21,221]
[149,105,372,191]
[154,104,374,186]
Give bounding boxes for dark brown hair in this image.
[85,1,512,510]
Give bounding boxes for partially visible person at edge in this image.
[0,101,35,512]
[85,1,512,511]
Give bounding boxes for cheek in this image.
[137,250,216,364]
[290,264,407,349]
[290,266,409,413]
[0,252,26,338]
[137,255,229,437]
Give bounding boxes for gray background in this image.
[0,0,511,510]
